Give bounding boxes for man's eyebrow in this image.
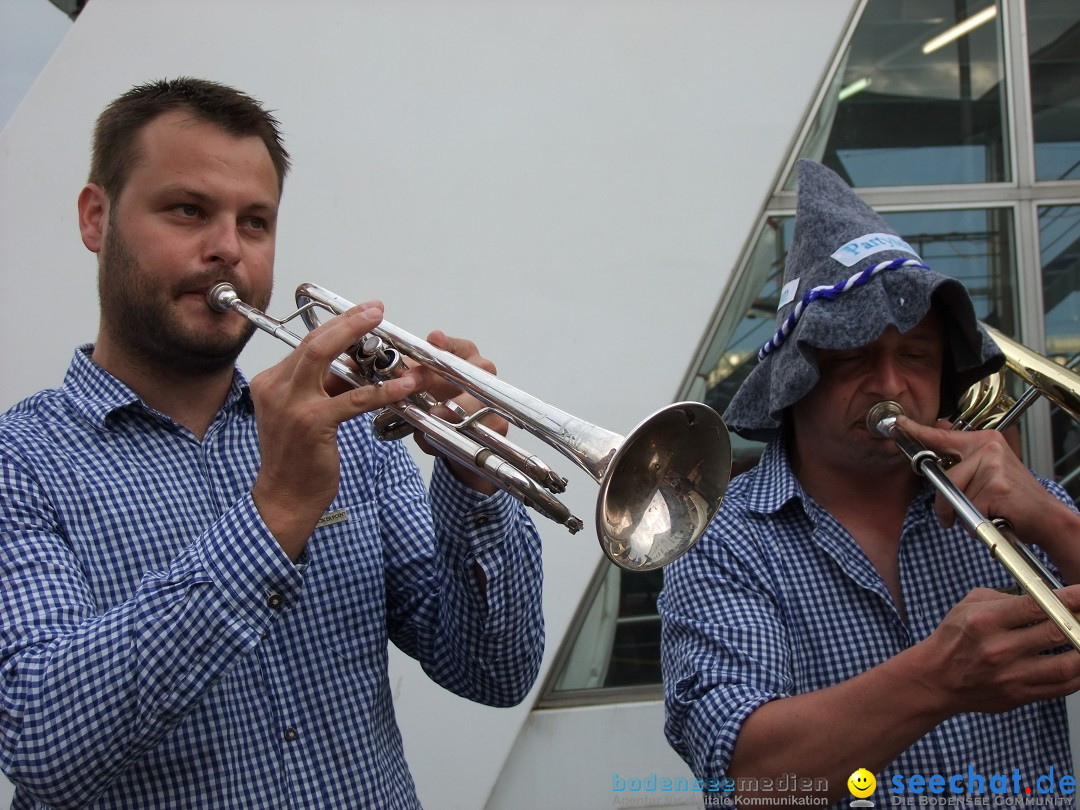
[155,185,279,213]
[155,184,210,201]
[903,331,943,344]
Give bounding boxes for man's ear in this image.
[78,183,109,253]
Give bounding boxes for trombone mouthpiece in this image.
[866,400,904,438]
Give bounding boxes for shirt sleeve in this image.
[376,442,545,708]
[0,449,301,808]
[658,511,793,782]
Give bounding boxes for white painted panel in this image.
[488,701,700,808]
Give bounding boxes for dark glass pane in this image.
[548,564,668,693]
[604,570,664,687]
[699,217,797,473]
[794,0,1008,187]
[1028,1,1080,181]
[1039,205,1080,496]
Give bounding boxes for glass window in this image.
[795,0,1009,187]
[1040,204,1080,494]
[548,565,664,696]
[695,217,797,473]
[1027,1,1080,180]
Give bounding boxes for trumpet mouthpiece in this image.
[207,282,239,312]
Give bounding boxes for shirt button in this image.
[267,592,283,610]
[474,515,490,527]
[283,726,298,742]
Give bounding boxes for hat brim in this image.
[723,265,1003,442]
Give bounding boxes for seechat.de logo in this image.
[849,768,877,807]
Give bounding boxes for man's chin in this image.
[174,351,245,377]
[159,329,253,377]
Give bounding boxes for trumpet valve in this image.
[353,335,402,375]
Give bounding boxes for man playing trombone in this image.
[659,159,1080,807]
[0,78,544,809]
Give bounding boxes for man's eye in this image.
[178,204,199,217]
[248,217,266,231]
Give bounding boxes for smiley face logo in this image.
[848,768,876,798]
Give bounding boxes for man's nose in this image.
[203,217,242,267]
[866,354,907,397]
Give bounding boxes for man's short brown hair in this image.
[89,77,291,198]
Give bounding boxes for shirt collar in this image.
[742,440,805,515]
[742,437,936,517]
[62,344,252,430]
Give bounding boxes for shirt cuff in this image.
[429,457,525,554]
[197,494,306,634]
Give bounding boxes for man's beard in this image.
[97,220,267,377]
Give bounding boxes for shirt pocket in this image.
[298,500,388,662]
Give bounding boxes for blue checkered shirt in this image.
[0,346,544,809]
[659,440,1073,809]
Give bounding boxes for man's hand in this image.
[409,329,510,495]
[897,416,1080,579]
[249,301,421,560]
[914,586,1080,715]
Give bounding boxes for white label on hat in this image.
[830,232,921,267]
[778,278,800,310]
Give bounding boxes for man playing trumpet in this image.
[660,159,1080,807]
[0,77,544,809]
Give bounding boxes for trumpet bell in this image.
[598,402,731,571]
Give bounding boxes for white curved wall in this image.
[0,1,858,806]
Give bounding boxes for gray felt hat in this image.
[724,159,1004,442]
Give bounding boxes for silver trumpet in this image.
[208,282,732,571]
[867,400,1080,653]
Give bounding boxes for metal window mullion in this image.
[1006,0,1057,476]
[1003,0,1037,188]
[1016,197,1056,476]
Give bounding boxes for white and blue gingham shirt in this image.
[659,440,1073,809]
[0,346,544,809]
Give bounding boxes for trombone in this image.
[866,326,1080,652]
[208,282,732,571]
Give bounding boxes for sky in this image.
[0,0,72,132]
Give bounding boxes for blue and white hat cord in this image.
[757,257,931,361]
